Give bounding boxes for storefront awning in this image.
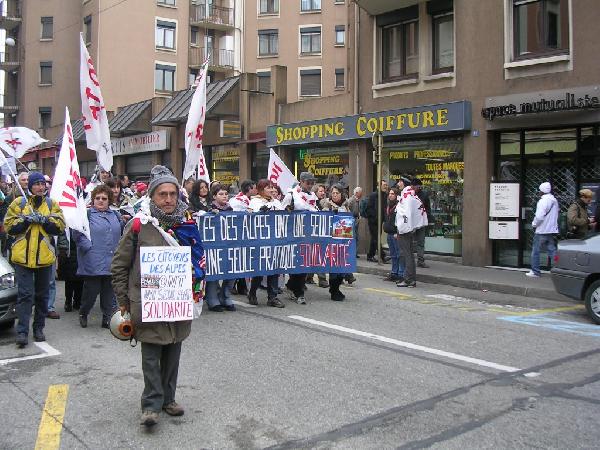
[109,99,152,136]
[151,76,240,126]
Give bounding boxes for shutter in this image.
[126,154,154,176]
[300,26,321,34]
[300,70,321,96]
[157,20,176,29]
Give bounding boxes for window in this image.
[513,0,569,59]
[156,20,176,50]
[300,27,321,55]
[378,6,419,82]
[257,71,271,92]
[155,63,176,91]
[300,68,321,97]
[157,0,176,5]
[259,0,279,14]
[41,17,53,40]
[335,68,344,89]
[335,25,345,46]
[189,69,199,86]
[190,26,199,46]
[428,0,454,72]
[83,15,92,44]
[301,0,320,12]
[258,29,278,56]
[39,107,52,129]
[39,61,52,85]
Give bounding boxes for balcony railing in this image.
[0,0,22,30]
[0,51,21,70]
[0,94,19,113]
[190,47,234,70]
[190,4,234,28]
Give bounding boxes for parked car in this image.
[551,234,600,324]
[0,254,17,329]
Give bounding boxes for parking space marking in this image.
[364,288,412,299]
[499,314,600,338]
[35,384,69,450]
[288,315,522,373]
[0,342,61,366]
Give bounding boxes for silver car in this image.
[551,234,600,324]
[0,254,17,329]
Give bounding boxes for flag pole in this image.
[0,150,27,198]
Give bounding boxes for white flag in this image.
[183,59,210,183]
[268,148,297,193]
[51,107,91,240]
[0,127,47,158]
[80,34,112,172]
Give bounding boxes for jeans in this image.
[250,275,279,300]
[205,279,235,307]
[79,276,117,322]
[414,227,427,265]
[397,232,416,284]
[387,234,405,278]
[47,263,56,312]
[15,265,53,336]
[141,341,182,412]
[531,233,557,276]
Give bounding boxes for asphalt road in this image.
[1,272,599,449]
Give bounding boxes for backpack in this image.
[359,198,369,219]
[20,196,52,212]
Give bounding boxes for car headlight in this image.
[0,273,15,289]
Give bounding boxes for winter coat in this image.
[111,220,192,345]
[281,186,319,211]
[383,201,398,235]
[4,196,65,269]
[532,193,559,234]
[73,208,123,276]
[229,192,251,211]
[249,195,283,212]
[567,199,590,239]
[366,190,387,224]
[395,186,428,235]
[188,195,210,213]
[345,195,361,219]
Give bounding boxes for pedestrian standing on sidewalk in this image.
[346,186,363,258]
[4,172,65,348]
[412,179,433,268]
[366,180,389,262]
[383,188,403,282]
[526,182,559,278]
[567,189,594,239]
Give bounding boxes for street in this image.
[1,272,599,450]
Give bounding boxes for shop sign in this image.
[267,101,471,147]
[482,85,600,121]
[111,130,169,156]
[298,151,349,178]
[220,120,241,139]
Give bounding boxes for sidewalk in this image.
[355,257,569,302]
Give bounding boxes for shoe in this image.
[296,296,306,305]
[79,315,88,328]
[33,330,46,342]
[277,288,283,295]
[208,305,224,312]
[267,297,285,308]
[366,257,377,262]
[162,402,184,416]
[224,304,236,312]
[525,271,541,278]
[285,287,303,304]
[305,278,315,284]
[318,280,329,288]
[247,292,258,306]
[47,311,60,319]
[396,280,416,288]
[101,320,110,329]
[383,256,391,263]
[15,333,28,348]
[140,410,159,426]
[331,291,346,301]
[417,262,429,268]
[64,301,73,312]
[383,274,402,282]
[345,275,356,284]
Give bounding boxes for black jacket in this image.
[366,190,387,224]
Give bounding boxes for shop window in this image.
[334,68,344,89]
[41,17,53,40]
[259,0,279,15]
[300,26,321,55]
[258,29,278,56]
[513,0,569,60]
[293,147,350,188]
[39,107,52,129]
[39,61,52,85]
[211,146,240,188]
[299,68,321,97]
[428,0,454,73]
[257,71,271,92]
[252,145,270,181]
[335,25,345,46]
[83,15,92,44]
[301,0,321,12]
[155,63,176,92]
[378,6,419,82]
[156,19,176,50]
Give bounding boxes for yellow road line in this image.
[364,287,412,299]
[492,305,585,317]
[35,384,69,450]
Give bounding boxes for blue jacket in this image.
[73,208,123,276]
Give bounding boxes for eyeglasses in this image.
[94,196,109,201]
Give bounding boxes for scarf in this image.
[149,199,189,229]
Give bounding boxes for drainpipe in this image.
[353,2,360,116]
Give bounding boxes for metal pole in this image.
[372,131,383,265]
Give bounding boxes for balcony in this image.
[354,0,415,15]
[190,4,234,30]
[0,51,20,72]
[0,1,22,31]
[189,47,234,72]
[0,94,19,114]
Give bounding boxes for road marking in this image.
[288,315,522,373]
[0,342,61,366]
[35,384,69,450]
[499,314,600,337]
[233,301,257,308]
[364,288,412,299]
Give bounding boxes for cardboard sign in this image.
[140,246,194,322]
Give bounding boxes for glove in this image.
[259,205,270,212]
[29,213,43,224]
[38,215,49,225]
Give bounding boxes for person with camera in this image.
[567,189,595,240]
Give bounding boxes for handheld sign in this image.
[140,246,194,322]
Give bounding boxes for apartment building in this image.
[0,0,242,173]
[244,0,350,103]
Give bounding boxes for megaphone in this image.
[109,310,134,341]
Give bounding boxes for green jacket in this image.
[111,220,191,345]
[567,199,590,239]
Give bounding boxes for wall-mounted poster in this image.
[490,183,520,218]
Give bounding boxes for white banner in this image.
[0,127,47,158]
[268,148,297,193]
[183,60,210,183]
[80,34,113,172]
[140,246,194,322]
[50,107,91,240]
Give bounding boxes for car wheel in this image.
[0,319,15,330]
[584,280,600,325]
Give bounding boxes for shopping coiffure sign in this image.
[266,101,471,147]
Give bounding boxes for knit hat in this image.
[539,182,551,194]
[147,165,179,197]
[135,182,148,193]
[27,172,45,192]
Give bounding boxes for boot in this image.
[329,278,345,301]
[64,299,73,312]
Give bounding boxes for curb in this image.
[356,264,570,302]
